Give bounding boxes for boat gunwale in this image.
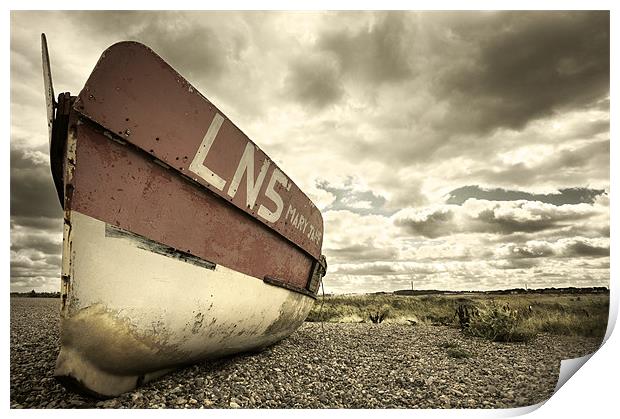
[263,276,317,300]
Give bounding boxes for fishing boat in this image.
[41,34,327,398]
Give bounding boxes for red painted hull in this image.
[76,41,323,261]
[54,40,326,297]
[70,121,316,289]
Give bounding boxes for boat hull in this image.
[55,209,315,397]
[43,38,326,397]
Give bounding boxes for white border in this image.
[4,3,617,418]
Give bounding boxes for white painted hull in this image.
[55,210,315,397]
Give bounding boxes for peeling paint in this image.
[191,313,204,334]
[60,123,78,315]
[104,224,216,271]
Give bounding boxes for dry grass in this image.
[307,292,609,342]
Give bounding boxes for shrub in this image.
[455,304,478,329]
[368,304,390,323]
[465,302,536,342]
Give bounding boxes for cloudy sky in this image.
[10,11,610,293]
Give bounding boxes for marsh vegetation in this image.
[307,291,609,343]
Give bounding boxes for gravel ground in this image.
[10,298,602,409]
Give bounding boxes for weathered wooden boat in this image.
[41,34,327,397]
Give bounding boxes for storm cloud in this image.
[10,144,63,292]
[10,145,62,222]
[436,11,609,134]
[284,54,344,109]
[446,186,606,206]
[10,11,610,293]
[318,12,415,85]
[393,198,604,238]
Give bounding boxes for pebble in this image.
[10,298,602,409]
